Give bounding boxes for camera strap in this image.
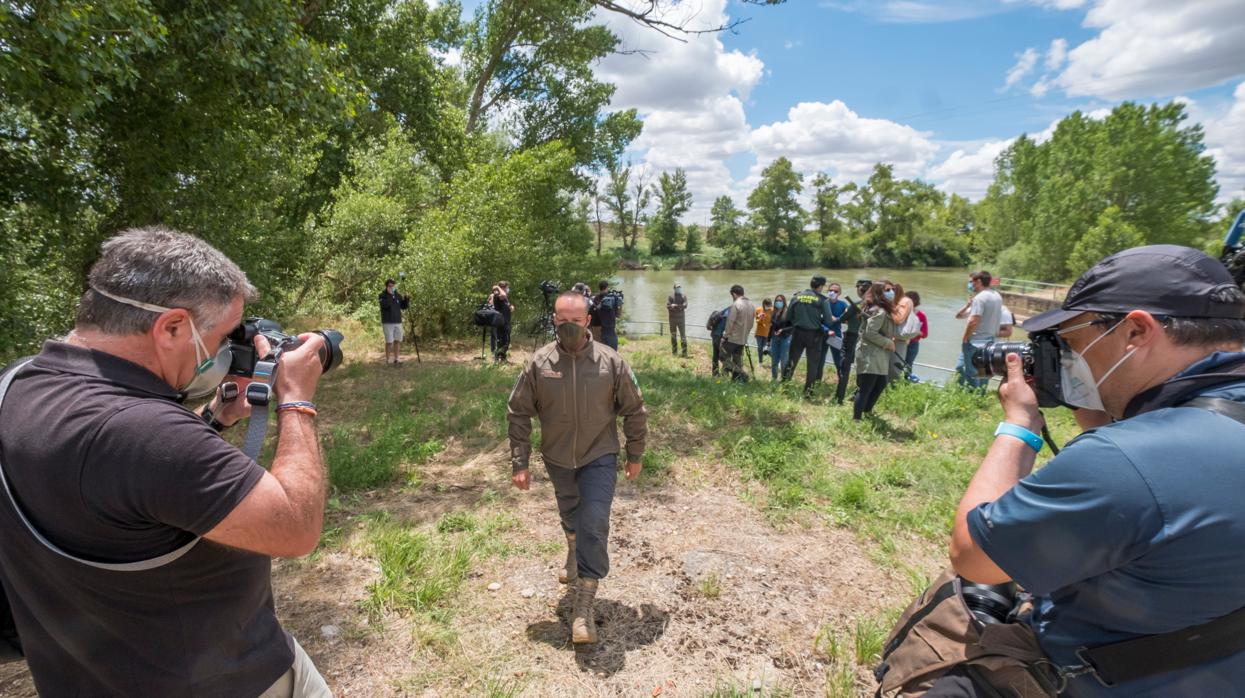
[241,358,277,462]
[0,361,199,571]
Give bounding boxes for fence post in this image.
[659,321,664,336]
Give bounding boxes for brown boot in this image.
[558,533,577,585]
[571,577,599,645]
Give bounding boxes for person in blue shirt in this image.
[819,282,849,386]
[948,245,1245,697]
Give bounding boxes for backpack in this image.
[706,308,729,334]
[473,305,503,328]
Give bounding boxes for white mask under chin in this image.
[182,342,233,398]
[1058,319,1136,410]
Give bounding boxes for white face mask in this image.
[90,286,231,397]
[827,291,839,300]
[1057,318,1136,411]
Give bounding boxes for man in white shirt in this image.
[954,270,1003,388]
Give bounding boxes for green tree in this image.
[747,157,806,256]
[648,169,693,255]
[685,223,703,254]
[810,173,844,244]
[604,162,649,252]
[1069,206,1146,273]
[709,195,744,247]
[980,101,1217,280]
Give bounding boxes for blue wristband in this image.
[995,422,1043,453]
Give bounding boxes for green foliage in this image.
[400,143,612,335]
[709,195,744,247]
[605,161,650,252]
[648,169,693,255]
[685,223,704,254]
[981,102,1217,280]
[747,157,807,257]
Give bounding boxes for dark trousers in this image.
[599,326,618,351]
[490,322,511,360]
[711,335,725,375]
[723,340,748,382]
[904,340,921,379]
[834,332,859,403]
[828,344,844,386]
[755,335,769,363]
[669,317,687,354]
[854,372,888,419]
[546,454,617,580]
[784,328,825,394]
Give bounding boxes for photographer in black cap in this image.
[946,245,1245,696]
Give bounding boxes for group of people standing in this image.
[683,275,932,420]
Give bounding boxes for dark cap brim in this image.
[1021,307,1083,332]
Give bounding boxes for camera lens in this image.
[312,330,344,373]
[961,581,1017,625]
[970,340,1031,378]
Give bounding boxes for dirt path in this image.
[273,431,916,697]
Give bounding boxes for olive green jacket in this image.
[855,308,897,376]
[507,336,647,473]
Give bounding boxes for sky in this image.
[582,0,1245,222]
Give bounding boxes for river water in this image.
[616,267,1010,382]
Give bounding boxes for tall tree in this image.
[810,173,844,244]
[709,195,744,247]
[647,169,693,255]
[747,157,806,256]
[604,162,649,252]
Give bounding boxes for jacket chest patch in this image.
[541,369,563,379]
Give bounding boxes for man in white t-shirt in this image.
[954,270,1002,388]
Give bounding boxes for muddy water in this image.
[616,267,1014,382]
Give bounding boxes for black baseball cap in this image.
[1023,245,1245,331]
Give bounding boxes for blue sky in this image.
[583,0,1245,221]
[459,0,1245,220]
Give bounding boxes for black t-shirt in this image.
[0,342,292,697]
[593,292,619,332]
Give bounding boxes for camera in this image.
[539,280,560,296]
[960,579,1018,626]
[227,317,344,377]
[970,331,1063,407]
[1219,210,1245,290]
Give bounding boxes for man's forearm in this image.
[270,412,325,540]
[962,316,980,342]
[950,431,1038,582]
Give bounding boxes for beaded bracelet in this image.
[276,402,318,418]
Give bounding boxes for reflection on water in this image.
[616,267,999,380]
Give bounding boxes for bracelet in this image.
[995,422,1043,453]
[277,405,318,418]
[276,401,317,411]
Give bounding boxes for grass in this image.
[698,571,723,599]
[362,510,520,623]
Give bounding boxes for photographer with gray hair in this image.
[0,227,332,696]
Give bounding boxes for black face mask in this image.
[556,321,586,348]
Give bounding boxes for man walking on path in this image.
[507,292,647,645]
[955,270,1003,388]
[379,278,410,365]
[722,285,756,382]
[667,282,688,356]
[782,275,832,397]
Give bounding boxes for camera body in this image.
[970,331,1063,407]
[598,288,624,310]
[227,317,344,377]
[539,280,561,296]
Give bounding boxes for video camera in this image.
[1219,210,1245,289]
[227,318,344,378]
[539,280,561,297]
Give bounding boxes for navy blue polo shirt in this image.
[969,352,1245,696]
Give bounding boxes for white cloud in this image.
[1049,0,1245,99]
[1186,82,1245,204]
[593,0,764,220]
[1003,0,1086,9]
[1045,38,1067,71]
[1002,47,1039,91]
[927,139,1012,200]
[749,101,939,182]
[820,0,1008,23]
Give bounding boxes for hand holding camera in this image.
[997,352,1043,433]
